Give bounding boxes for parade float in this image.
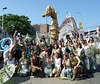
[42,5,59,43]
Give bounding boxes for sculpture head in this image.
[42,5,57,19]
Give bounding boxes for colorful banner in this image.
[79,22,82,30]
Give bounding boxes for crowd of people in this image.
[0,30,100,81]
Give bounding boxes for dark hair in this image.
[76,43,82,48]
[9,52,12,54]
[61,42,64,47]
[89,37,94,42]
[55,52,59,58]
[82,40,87,45]
[54,43,59,49]
[70,52,75,56]
[8,52,13,59]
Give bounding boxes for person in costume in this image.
[43,51,52,77]
[61,42,66,60]
[41,36,47,51]
[75,43,82,57]
[4,52,17,71]
[31,51,43,77]
[60,54,72,79]
[88,37,97,70]
[69,53,84,81]
[17,51,29,77]
[51,44,60,58]
[67,40,75,53]
[31,40,37,51]
[50,52,61,77]
[88,37,96,48]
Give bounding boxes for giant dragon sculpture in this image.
[42,5,59,43]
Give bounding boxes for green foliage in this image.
[0,14,31,36]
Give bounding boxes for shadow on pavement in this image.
[94,64,100,72]
[76,64,100,81]
[12,75,30,84]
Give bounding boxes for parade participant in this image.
[88,37,96,48]
[69,53,84,81]
[61,42,66,60]
[51,44,60,58]
[60,54,72,79]
[47,44,52,56]
[88,37,97,70]
[31,51,43,77]
[14,43,23,62]
[82,40,88,50]
[75,43,82,57]
[41,36,47,51]
[59,40,62,48]
[36,44,41,55]
[27,45,31,54]
[3,41,17,61]
[4,52,17,67]
[82,40,90,71]
[17,52,29,77]
[43,52,52,77]
[50,52,61,77]
[67,40,75,53]
[31,40,37,51]
[73,38,79,48]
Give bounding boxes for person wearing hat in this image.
[31,51,43,77]
[69,53,84,81]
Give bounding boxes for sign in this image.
[79,22,82,30]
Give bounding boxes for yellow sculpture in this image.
[42,5,59,43]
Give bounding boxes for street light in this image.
[74,11,83,22]
[2,7,7,38]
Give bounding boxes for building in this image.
[31,24,50,42]
[31,24,49,35]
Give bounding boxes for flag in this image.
[66,15,68,18]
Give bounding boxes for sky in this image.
[0,0,100,31]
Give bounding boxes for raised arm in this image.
[9,41,17,53]
[13,30,17,41]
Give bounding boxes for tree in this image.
[0,14,32,36]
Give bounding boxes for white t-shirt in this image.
[61,47,66,55]
[76,49,82,56]
[54,58,61,69]
[7,57,15,65]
